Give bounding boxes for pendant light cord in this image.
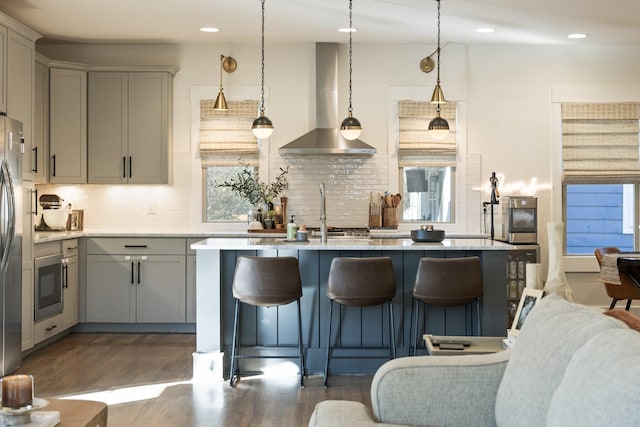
[347,0,353,115]
[259,0,266,116]
[435,0,442,117]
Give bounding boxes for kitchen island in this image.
[191,237,524,380]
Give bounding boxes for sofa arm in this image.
[371,350,511,427]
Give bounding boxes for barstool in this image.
[411,257,483,355]
[324,257,396,387]
[229,256,306,387]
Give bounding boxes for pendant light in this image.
[252,0,274,139]
[428,0,449,140]
[339,0,362,141]
[214,55,237,111]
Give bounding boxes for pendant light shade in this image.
[428,0,449,139]
[252,0,274,139]
[213,91,228,111]
[252,115,274,139]
[339,0,362,141]
[340,113,362,140]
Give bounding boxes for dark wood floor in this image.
[17,333,374,426]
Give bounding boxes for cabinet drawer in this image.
[62,239,79,257]
[86,237,185,255]
[34,313,64,344]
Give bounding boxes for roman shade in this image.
[562,102,640,183]
[199,99,259,167]
[397,100,457,167]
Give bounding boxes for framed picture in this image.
[509,288,544,338]
[69,210,83,231]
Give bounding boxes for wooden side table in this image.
[44,399,107,427]
[424,334,507,356]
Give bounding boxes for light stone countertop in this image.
[190,237,519,251]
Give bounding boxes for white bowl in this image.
[42,209,69,229]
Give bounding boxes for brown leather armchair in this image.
[594,247,640,310]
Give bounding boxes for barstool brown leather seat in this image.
[324,257,396,387]
[594,247,640,310]
[229,256,305,387]
[411,256,483,355]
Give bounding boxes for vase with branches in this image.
[216,165,289,226]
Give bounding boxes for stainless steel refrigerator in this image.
[0,115,22,376]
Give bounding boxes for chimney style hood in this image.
[279,43,376,156]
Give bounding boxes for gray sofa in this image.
[309,296,640,427]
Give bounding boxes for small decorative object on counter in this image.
[287,215,298,241]
[410,224,445,242]
[296,225,308,242]
[0,374,46,425]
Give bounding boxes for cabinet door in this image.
[87,72,128,184]
[49,68,87,184]
[136,255,186,322]
[86,255,136,322]
[7,30,34,181]
[32,60,48,183]
[128,72,170,184]
[0,25,7,114]
[62,255,78,330]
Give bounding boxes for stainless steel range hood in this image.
[278,43,376,156]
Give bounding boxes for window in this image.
[561,102,640,254]
[397,100,456,222]
[200,100,259,222]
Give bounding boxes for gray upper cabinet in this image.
[32,56,48,183]
[0,25,7,114]
[88,71,173,184]
[49,66,87,184]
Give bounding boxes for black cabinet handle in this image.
[52,154,56,177]
[32,188,38,215]
[131,261,134,284]
[124,245,148,248]
[129,156,132,179]
[137,261,141,284]
[123,156,126,179]
[63,264,68,289]
[45,324,57,332]
[32,146,38,173]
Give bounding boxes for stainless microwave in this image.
[496,196,537,244]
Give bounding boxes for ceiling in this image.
[1,0,639,46]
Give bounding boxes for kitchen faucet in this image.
[320,183,327,243]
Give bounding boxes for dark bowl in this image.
[410,229,445,242]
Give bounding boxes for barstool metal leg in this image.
[229,298,241,387]
[476,299,482,336]
[323,300,334,388]
[626,299,632,311]
[296,298,305,387]
[388,300,396,359]
[412,299,420,356]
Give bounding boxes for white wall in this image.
[36,41,640,308]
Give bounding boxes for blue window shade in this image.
[566,184,633,254]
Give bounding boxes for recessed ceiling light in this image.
[200,27,220,33]
[568,33,588,39]
[476,28,496,34]
[338,27,358,33]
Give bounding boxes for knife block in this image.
[369,203,382,228]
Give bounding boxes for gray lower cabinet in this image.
[85,238,186,323]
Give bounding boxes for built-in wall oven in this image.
[34,253,64,322]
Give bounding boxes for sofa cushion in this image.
[495,296,625,427]
[308,400,406,427]
[546,328,640,427]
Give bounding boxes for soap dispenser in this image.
[287,215,298,240]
